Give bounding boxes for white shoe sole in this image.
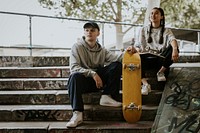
[66,120,83,128]
[100,102,122,107]
[158,78,166,82]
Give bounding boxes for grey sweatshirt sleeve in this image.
[104,49,123,64]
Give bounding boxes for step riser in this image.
[0,121,153,133]
[0,80,163,90]
[0,68,159,78]
[0,80,67,90]
[0,109,156,122]
[0,56,69,67]
[49,129,151,133]
[0,68,70,78]
[0,93,161,105]
[0,129,47,133]
[0,55,199,67]
[0,129,151,133]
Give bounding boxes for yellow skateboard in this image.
[122,51,142,123]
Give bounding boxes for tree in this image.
[38,0,146,49]
[161,0,200,29]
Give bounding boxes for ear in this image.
[97,31,100,36]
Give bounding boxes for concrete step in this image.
[0,66,70,78]
[0,66,158,78]
[171,62,200,68]
[1,54,199,67]
[178,54,200,62]
[0,121,153,133]
[0,79,161,91]
[0,78,68,90]
[0,56,69,67]
[0,90,162,105]
[0,77,165,91]
[0,105,157,122]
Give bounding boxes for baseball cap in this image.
[83,21,100,31]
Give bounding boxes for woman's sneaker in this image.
[157,72,166,81]
[141,84,151,95]
[66,111,83,128]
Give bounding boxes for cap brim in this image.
[83,22,100,31]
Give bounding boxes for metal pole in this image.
[198,32,200,52]
[29,16,32,56]
[102,23,104,46]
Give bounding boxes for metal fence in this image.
[0,11,200,56]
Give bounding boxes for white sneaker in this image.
[66,111,83,128]
[157,72,166,81]
[100,95,122,107]
[141,84,151,95]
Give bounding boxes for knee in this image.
[67,72,84,91]
[70,72,82,78]
[113,61,122,74]
[114,61,122,69]
[69,72,84,82]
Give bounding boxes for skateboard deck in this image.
[122,51,142,123]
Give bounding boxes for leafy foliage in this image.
[38,0,146,24]
[161,0,200,29]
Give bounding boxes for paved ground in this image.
[152,67,200,133]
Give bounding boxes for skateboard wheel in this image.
[136,64,140,69]
[138,105,142,110]
[123,64,127,69]
[123,105,126,110]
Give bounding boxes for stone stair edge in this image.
[0,66,70,69]
[0,89,162,95]
[0,104,158,111]
[0,78,68,81]
[0,121,153,130]
[1,62,199,69]
[0,90,68,95]
[0,90,162,106]
[170,62,200,67]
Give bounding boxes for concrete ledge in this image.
[152,67,200,132]
[171,63,200,68]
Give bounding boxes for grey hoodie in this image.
[70,37,123,77]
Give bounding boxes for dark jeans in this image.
[67,61,122,112]
[140,45,175,78]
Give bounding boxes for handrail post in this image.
[198,32,200,52]
[102,23,104,46]
[29,16,32,56]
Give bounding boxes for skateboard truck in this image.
[123,64,140,71]
[124,102,142,110]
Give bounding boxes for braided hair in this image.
[147,7,165,44]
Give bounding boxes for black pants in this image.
[67,61,122,112]
[140,45,175,78]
